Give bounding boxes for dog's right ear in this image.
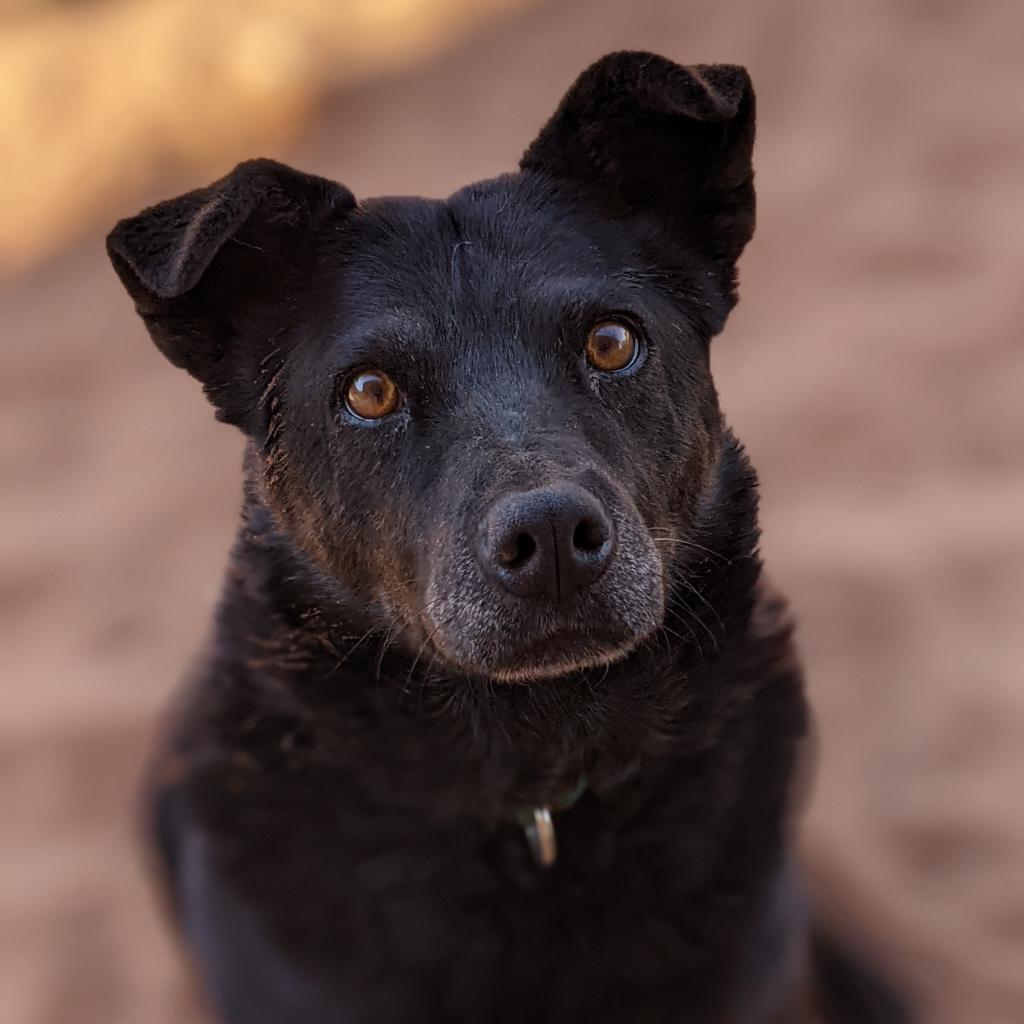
[107,159,355,429]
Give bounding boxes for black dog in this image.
[108,52,910,1024]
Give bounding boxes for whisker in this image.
[666,590,718,654]
[374,623,401,682]
[335,621,385,667]
[372,576,424,603]
[677,578,725,642]
[404,617,445,694]
[659,619,702,659]
[650,534,731,566]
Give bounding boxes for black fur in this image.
[109,52,912,1023]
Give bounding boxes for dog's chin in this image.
[432,630,643,684]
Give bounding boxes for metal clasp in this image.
[523,806,557,868]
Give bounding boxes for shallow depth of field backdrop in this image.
[2,1,1023,1022]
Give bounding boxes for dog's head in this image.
[108,53,755,682]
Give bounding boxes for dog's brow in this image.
[334,311,434,353]
[531,273,653,311]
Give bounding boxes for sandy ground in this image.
[2,1,1022,1021]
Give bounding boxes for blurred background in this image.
[2,0,1022,1021]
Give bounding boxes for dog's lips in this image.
[499,631,638,681]
[515,628,628,661]
[435,626,639,682]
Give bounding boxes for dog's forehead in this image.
[343,176,634,310]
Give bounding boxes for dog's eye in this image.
[585,321,638,373]
[344,369,401,421]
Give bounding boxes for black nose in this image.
[479,485,614,600]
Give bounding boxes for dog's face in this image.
[108,53,755,681]
[271,180,723,679]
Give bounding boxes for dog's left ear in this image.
[522,51,755,279]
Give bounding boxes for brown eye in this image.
[344,369,400,420]
[585,321,638,373]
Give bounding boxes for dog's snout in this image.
[479,485,614,599]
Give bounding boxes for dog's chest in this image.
[169,754,789,1024]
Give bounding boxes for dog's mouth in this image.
[493,632,638,681]
[426,623,640,683]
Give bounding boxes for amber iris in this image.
[345,369,400,420]
[585,321,638,372]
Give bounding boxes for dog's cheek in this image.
[423,569,496,669]
[258,460,347,572]
[607,506,666,637]
[251,421,377,590]
[645,375,721,531]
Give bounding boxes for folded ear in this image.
[521,51,755,279]
[107,159,355,428]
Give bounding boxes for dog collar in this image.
[514,775,588,869]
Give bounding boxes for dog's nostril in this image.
[573,517,609,552]
[497,531,537,569]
